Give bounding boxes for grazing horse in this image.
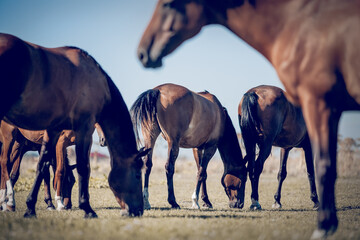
[0,121,105,211]
[238,85,319,210]
[0,33,149,218]
[137,1,360,237]
[131,83,247,209]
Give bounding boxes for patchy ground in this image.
[1,156,360,240]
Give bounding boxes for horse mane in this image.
[218,108,245,170]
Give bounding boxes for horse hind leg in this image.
[272,148,291,209]
[249,140,272,211]
[165,142,180,209]
[143,139,158,210]
[192,146,216,209]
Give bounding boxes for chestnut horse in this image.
[131,83,247,209]
[238,85,319,210]
[138,1,360,237]
[0,121,105,212]
[0,33,148,218]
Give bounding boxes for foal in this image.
[131,83,247,210]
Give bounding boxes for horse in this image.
[0,33,149,218]
[238,85,319,210]
[0,121,76,212]
[0,121,105,212]
[137,1,360,237]
[131,83,247,210]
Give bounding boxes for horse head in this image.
[108,148,151,216]
[138,0,207,68]
[221,167,247,209]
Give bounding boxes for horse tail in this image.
[239,92,261,162]
[130,89,160,147]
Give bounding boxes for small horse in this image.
[131,83,247,209]
[238,85,319,210]
[0,33,148,218]
[137,1,360,237]
[0,121,105,211]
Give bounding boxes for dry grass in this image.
[2,150,360,240]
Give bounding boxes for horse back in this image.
[1,34,110,130]
[251,85,307,147]
[155,84,224,148]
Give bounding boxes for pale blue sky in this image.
[0,0,359,141]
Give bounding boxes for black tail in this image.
[130,89,160,147]
[239,92,261,152]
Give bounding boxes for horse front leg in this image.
[165,142,180,209]
[300,97,340,239]
[42,158,55,210]
[302,136,320,210]
[75,130,97,218]
[249,141,272,211]
[272,147,291,209]
[54,131,68,211]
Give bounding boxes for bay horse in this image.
[0,121,105,212]
[137,1,360,237]
[131,83,247,209]
[0,33,149,218]
[238,85,319,210]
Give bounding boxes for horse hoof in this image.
[143,201,151,210]
[313,202,320,211]
[191,203,200,209]
[84,211,98,218]
[272,202,282,209]
[23,209,37,218]
[6,204,16,212]
[202,203,213,209]
[64,205,72,211]
[249,203,262,211]
[171,204,181,209]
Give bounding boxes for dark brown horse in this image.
[238,85,319,210]
[0,121,105,212]
[137,1,360,237]
[0,33,149,218]
[131,83,247,209]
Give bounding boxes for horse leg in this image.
[300,96,340,239]
[142,127,159,210]
[54,131,68,211]
[191,148,203,209]
[165,142,180,209]
[24,132,55,218]
[302,137,320,210]
[249,141,272,211]
[192,146,216,209]
[75,129,97,218]
[0,137,15,211]
[42,159,55,210]
[272,148,291,209]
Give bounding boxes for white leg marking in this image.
[5,180,15,207]
[191,190,200,209]
[143,187,151,210]
[55,191,65,211]
[0,189,6,211]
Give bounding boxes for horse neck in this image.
[218,112,246,174]
[206,0,308,61]
[100,80,138,168]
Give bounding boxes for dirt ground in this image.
[1,152,360,240]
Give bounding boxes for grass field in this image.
[1,156,360,240]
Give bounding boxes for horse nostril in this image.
[137,48,148,65]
